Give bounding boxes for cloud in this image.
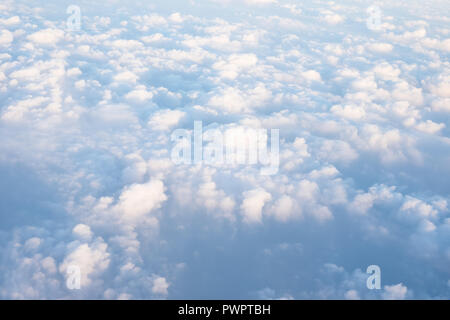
[331,104,366,120]
[213,53,258,80]
[115,179,167,224]
[148,109,185,131]
[152,276,170,296]
[269,195,298,222]
[383,283,409,300]
[125,86,154,103]
[59,239,110,288]
[0,16,21,26]
[344,289,360,300]
[245,0,276,4]
[0,30,13,46]
[113,71,138,84]
[321,11,344,25]
[27,28,64,45]
[208,85,272,114]
[212,0,276,5]
[367,43,394,54]
[241,188,272,223]
[73,224,94,241]
[302,70,322,82]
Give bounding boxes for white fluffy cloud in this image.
[152,276,170,296]
[0,30,13,46]
[383,283,409,300]
[115,180,167,223]
[241,188,272,223]
[148,109,185,131]
[27,28,64,45]
[59,239,110,288]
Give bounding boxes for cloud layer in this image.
[0,0,449,299]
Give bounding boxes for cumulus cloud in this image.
[73,224,94,242]
[59,239,110,288]
[208,85,272,114]
[27,28,64,45]
[0,30,13,46]
[383,283,409,300]
[367,43,394,53]
[152,276,170,296]
[148,109,185,131]
[115,180,167,223]
[241,188,272,223]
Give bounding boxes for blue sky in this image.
[0,0,449,299]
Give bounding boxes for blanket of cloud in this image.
[0,0,449,299]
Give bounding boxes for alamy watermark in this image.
[66,265,81,290]
[170,121,280,175]
[66,5,81,31]
[366,265,381,290]
[366,5,382,31]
